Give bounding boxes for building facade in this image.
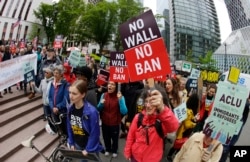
[224,0,250,31]
[213,26,250,74]
[0,0,53,44]
[169,0,221,63]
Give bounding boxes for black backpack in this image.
[137,112,166,150]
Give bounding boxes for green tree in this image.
[199,50,218,71]
[55,0,86,40]
[78,1,118,54]
[113,0,143,51]
[33,3,57,45]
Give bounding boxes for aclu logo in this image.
[230,146,250,162]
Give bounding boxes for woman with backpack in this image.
[124,84,179,162]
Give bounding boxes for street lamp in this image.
[224,43,227,71]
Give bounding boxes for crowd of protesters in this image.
[1,41,249,162]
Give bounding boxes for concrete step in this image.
[0,94,42,115]
[0,98,43,127]
[3,130,59,162]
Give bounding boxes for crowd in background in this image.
[1,42,250,162]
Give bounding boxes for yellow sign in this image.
[228,66,240,84]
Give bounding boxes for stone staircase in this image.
[0,88,59,162]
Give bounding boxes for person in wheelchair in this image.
[67,80,104,161]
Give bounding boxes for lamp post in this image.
[224,43,227,71]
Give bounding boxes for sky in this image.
[143,0,232,43]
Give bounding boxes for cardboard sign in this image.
[124,38,171,81]
[228,66,240,84]
[99,56,108,69]
[182,61,192,73]
[53,35,63,48]
[119,10,161,50]
[96,69,109,86]
[119,10,171,82]
[203,82,248,144]
[109,52,129,83]
[109,66,129,83]
[190,68,200,79]
[173,102,187,122]
[186,78,198,95]
[110,52,127,67]
[68,50,81,68]
[24,70,35,83]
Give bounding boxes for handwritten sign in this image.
[119,10,171,82]
[203,81,248,144]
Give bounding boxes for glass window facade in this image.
[169,0,221,63]
[224,0,250,31]
[213,26,250,73]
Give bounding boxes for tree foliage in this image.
[113,0,143,51]
[199,50,218,71]
[33,3,56,44]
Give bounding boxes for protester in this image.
[179,77,188,102]
[73,66,97,107]
[31,65,54,121]
[164,77,182,109]
[167,93,199,160]
[173,131,223,162]
[2,45,13,94]
[47,64,69,135]
[28,45,43,99]
[219,97,249,162]
[97,81,127,158]
[67,80,104,161]
[38,47,62,81]
[63,61,76,84]
[124,84,179,162]
[120,81,144,138]
[193,84,217,132]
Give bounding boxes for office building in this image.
[169,0,221,63]
[224,0,250,31]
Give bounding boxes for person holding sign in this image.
[173,131,223,162]
[124,85,179,162]
[167,93,199,160]
[193,84,217,132]
[97,81,127,158]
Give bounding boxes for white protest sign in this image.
[68,50,81,68]
[173,102,187,123]
[189,68,200,79]
[0,54,37,91]
[203,81,248,144]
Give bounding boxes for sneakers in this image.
[105,151,117,158]
[104,152,109,156]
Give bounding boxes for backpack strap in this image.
[137,112,144,128]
